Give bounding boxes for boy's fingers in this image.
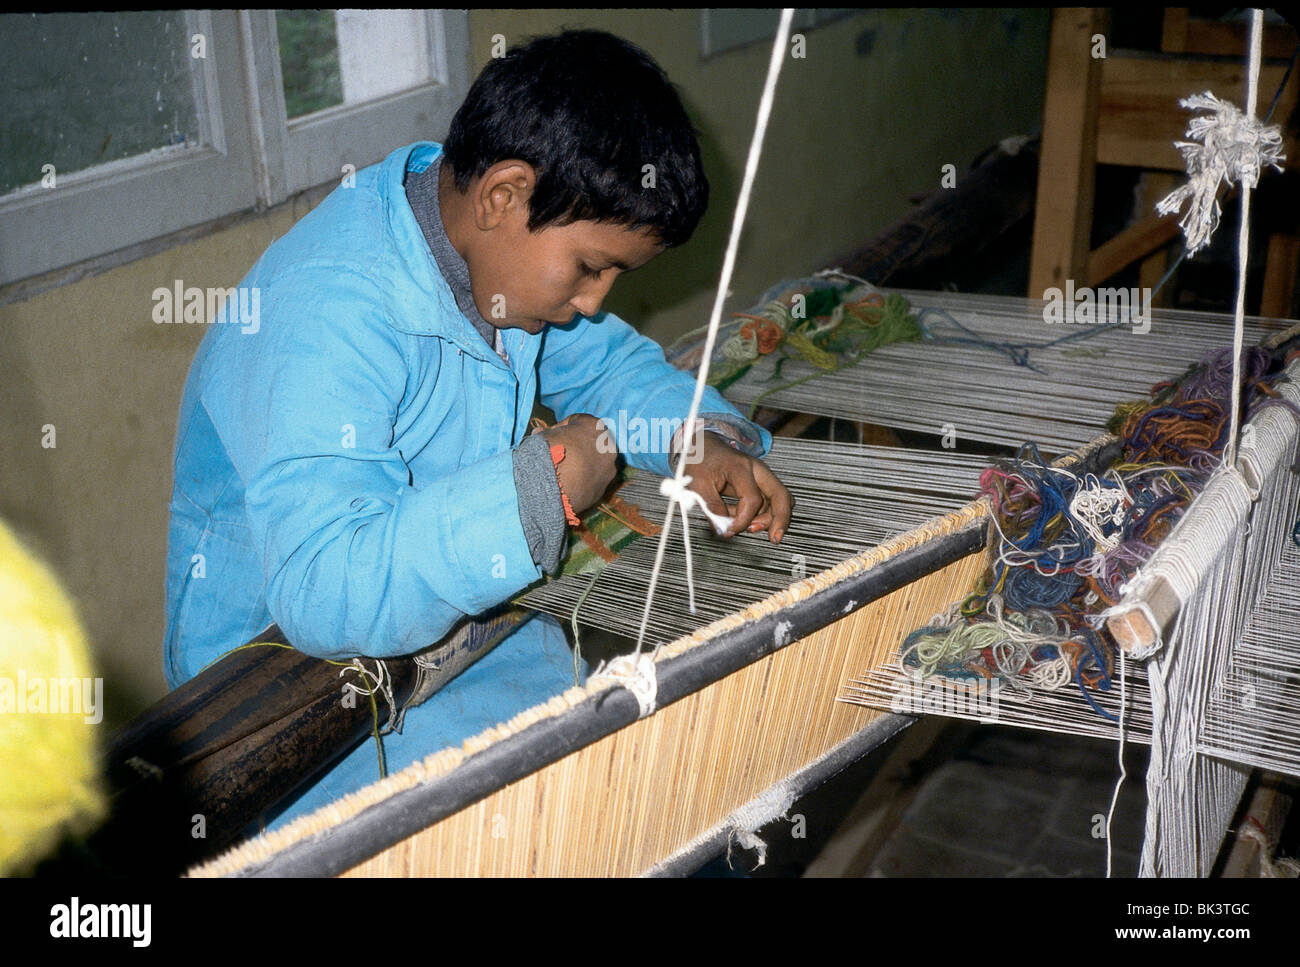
[723,481,771,532]
[753,462,794,542]
[722,471,765,537]
[688,480,734,532]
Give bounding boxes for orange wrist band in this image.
[549,443,582,526]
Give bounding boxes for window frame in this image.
[0,9,470,289]
[241,9,470,204]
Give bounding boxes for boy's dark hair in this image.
[442,30,708,248]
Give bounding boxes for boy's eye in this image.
[579,263,601,278]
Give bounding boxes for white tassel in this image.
[1155,91,1284,254]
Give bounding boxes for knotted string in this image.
[1154,91,1283,256]
[658,474,735,614]
[630,8,795,666]
[588,652,658,718]
[1154,11,1282,469]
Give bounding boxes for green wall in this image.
[0,9,1049,724]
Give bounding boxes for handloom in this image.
[173,311,1296,877]
[176,11,1300,877]
[187,435,1124,877]
[180,239,1299,879]
[162,283,1292,878]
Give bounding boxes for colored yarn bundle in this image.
[902,342,1297,718]
[673,280,923,412]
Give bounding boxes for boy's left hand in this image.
[678,432,794,543]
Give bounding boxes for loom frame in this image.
[198,515,984,876]
[190,436,1122,878]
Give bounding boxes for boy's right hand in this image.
[536,414,618,515]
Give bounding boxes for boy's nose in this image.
[569,275,617,318]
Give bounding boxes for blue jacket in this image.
[164,141,771,688]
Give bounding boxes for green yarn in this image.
[903,621,1008,678]
[746,291,922,418]
[801,285,847,319]
[782,329,838,370]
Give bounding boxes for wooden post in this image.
[1028,8,1108,300]
[1261,233,1300,319]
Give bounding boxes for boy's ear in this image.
[473,160,537,231]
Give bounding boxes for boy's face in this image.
[445,160,665,334]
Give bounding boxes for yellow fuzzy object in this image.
[0,519,105,874]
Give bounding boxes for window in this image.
[0,10,469,288]
[0,12,203,196]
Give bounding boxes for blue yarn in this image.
[1031,644,1059,664]
[912,219,1196,374]
[1072,631,1118,722]
[1293,515,1299,548]
[979,445,1114,614]
[1076,639,1118,722]
[1074,668,1118,721]
[998,444,1097,566]
[1128,491,1183,536]
[1003,566,1081,610]
[916,306,1132,374]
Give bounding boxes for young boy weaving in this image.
[164,29,793,827]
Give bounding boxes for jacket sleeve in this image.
[536,310,773,477]
[201,268,539,661]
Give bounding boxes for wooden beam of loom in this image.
[1028,7,1107,298]
[1162,9,1300,66]
[1030,7,1300,296]
[1096,55,1299,173]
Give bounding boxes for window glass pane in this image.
[275,10,343,118]
[277,9,431,121]
[0,11,201,196]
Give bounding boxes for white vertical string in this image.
[1105,646,1127,878]
[632,8,796,657]
[1224,8,1264,470]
